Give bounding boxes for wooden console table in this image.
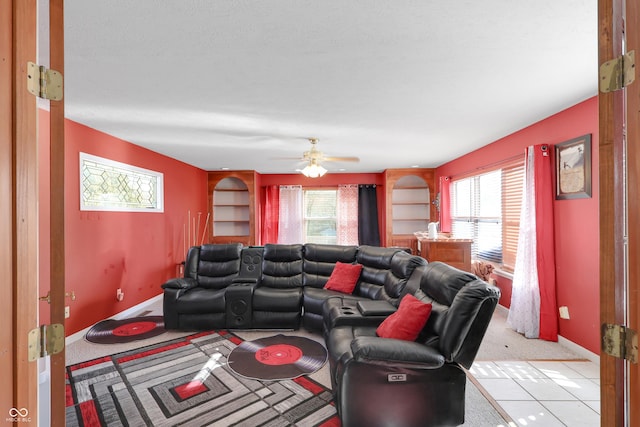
[416,237,473,272]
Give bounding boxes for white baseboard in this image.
[558,335,600,364]
[496,304,599,365]
[65,293,163,346]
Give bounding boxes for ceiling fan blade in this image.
[323,156,360,162]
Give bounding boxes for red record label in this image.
[112,321,158,336]
[255,344,302,365]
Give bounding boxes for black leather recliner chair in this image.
[161,243,242,330]
[326,262,500,427]
[321,246,427,335]
[251,243,304,329]
[301,243,359,331]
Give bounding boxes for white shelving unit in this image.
[213,178,250,237]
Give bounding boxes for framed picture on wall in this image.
[555,134,592,200]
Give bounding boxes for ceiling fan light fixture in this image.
[301,160,327,178]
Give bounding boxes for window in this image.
[80,152,164,212]
[303,189,337,244]
[450,160,524,270]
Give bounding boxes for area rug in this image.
[65,330,339,426]
[228,335,328,381]
[84,315,166,344]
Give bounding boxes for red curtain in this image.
[439,176,452,233]
[535,144,558,341]
[261,185,279,244]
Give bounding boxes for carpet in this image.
[228,335,328,381]
[84,316,166,344]
[475,308,585,361]
[65,330,339,427]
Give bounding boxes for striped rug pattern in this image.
[65,330,339,426]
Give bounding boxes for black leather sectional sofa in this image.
[161,242,500,427]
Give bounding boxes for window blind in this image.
[501,162,524,271]
[450,158,524,268]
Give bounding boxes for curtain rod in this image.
[447,153,524,180]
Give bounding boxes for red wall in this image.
[39,114,208,336]
[258,173,387,245]
[436,97,600,354]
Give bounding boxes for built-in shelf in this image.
[385,169,435,254]
[212,178,250,238]
[391,176,430,235]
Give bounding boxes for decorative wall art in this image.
[555,134,592,200]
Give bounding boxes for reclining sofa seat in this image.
[251,243,304,329]
[320,246,427,336]
[302,245,426,332]
[162,243,242,330]
[326,261,500,427]
[300,243,359,331]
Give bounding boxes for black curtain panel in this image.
[358,184,381,246]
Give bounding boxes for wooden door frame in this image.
[623,0,639,425]
[49,0,66,424]
[599,0,638,425]
[0,0,17,420]
[2,0,40,424]
[1,1,66,425]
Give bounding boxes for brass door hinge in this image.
[602,323,638,364]
[26,61,63,100]
[600,50,636,93]
[28,324,64,362]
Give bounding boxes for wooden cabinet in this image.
[207,171,257,245]
[417,237,473,272]
[384,168,436,254]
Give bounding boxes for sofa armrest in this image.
[351,336,445,369]
[161,277,198,290]
[356,300,396,316]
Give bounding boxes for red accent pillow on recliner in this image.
[376,294,433,341]
[323,262,363,294]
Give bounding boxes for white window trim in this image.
[79,152,164,212]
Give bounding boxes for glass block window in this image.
[80,152,164,212]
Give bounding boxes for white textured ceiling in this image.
[63,0,598,174]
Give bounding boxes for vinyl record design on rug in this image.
[228,334,328,380]
[85,316,166,344]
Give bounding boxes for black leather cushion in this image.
[261,244,303,288]
[382,251,427,299]
[303,287,348,315]
[303,244,358,288]
[238,246,264,280]
[419,261,478,305]
[326,325,378,386]
[174,288,226,314]
[196,243,242,289]
[252,287,302,311]
[184,246,200,279]
[355,246,403,299]
[438,280,500,368]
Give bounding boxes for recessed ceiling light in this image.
[411,165,420,168]
[221,167,230,170]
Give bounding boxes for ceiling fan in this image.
[297,138,360,178]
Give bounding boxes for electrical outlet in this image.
[559,306,570,319]
[65,306,70,318]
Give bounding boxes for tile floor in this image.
[469,360,600,426]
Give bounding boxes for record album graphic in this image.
[228,334,328,380]
[85,315,166,344]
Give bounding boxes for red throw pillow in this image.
[323,262,363,294]
[376,294,432,341]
